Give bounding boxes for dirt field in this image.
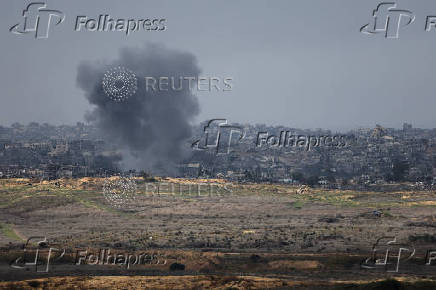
[0,178,435,289]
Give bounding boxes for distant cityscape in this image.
[0,122,435,190]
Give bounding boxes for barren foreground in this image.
[0,178,435,289]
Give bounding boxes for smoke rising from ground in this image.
[77,43,200,174]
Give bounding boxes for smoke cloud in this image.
[77,43,200,174]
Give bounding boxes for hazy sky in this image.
[1,0,435,131]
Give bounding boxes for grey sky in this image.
[1,0,435,131]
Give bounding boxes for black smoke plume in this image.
[77,43,200,174]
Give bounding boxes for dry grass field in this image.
[0,178,435,289]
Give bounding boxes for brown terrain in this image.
[0,177,435,289]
